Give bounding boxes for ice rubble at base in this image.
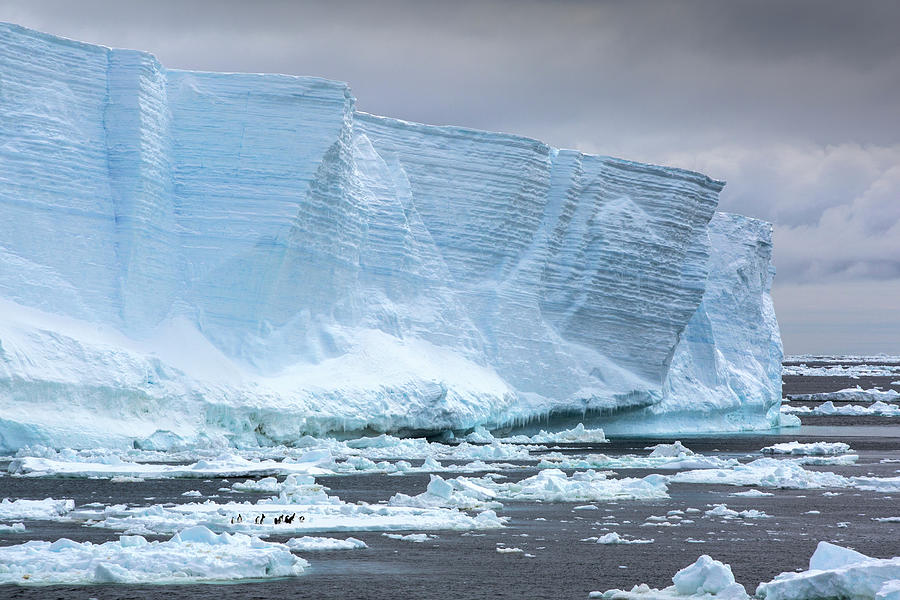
[786,387,900,403]
[0,522,26,532]
[782,402,900,417]
[0,23,782,452]
[0,526,305,586]
[592,542,900,600]
[761,442,851,455]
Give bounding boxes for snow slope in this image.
[0,23,782,450]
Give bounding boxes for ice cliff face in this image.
[0,23,782,451]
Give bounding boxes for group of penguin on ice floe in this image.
[229,513,304,525]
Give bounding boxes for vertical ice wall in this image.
[0,23,783,448]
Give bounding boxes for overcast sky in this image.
[2,0,898,355]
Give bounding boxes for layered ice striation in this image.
[0,23,782,451]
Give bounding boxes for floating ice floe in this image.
[9,450,334,479]
[595,532,654,545]
[453,469,669,503]
[592,554,749,599]
[704,504,770,519]
[761,442,851,456]
[536,441,735,471]
[76,474,505,536]
[781,401,900,417]
[782,359,900,378]
[669,458,853,490]
[729,489,774,497]
[756,542,900,600]
[499,423,608,444]
[0,526,305,585]
[285,536,367,550]
[851,476,900,493]
[786,387,900,403]
[0,498,74,520]
[388,475,503,511]
[382,533,435,543]
[0,523,26,532]
[594,541,900,600]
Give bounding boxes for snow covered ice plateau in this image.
[0,23,783,452]
[3,22,900,600]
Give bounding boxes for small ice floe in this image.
[181,490,202,497]
[756,542,900,600]
[0,498,74,520]
[783,401,900,417]
[496,546,524,554]
[0,526,305,585]
[0,522,26,532]
[9,449,334,479]
[786,387,900,403]
[595,532,653,545]
[388,475,502,511]
[593,540,900,600]
[592,554,749,599]
[110,476,145,483]
[730,489,774,497]
[669,458,851,490]
[761,442,851,456]
[499,423,608,444]
[574,505,599,511]
[464,469,669,503]
[851,476,900,493]
[705,504,771,520]
[382,533,434,543]
[284,536,367,551]
[873,517,900,523]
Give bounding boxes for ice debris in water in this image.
[382,533,434,543]
[786,387,900,403]
[0,526,306,585]
[594,554,748,599]
[388,475,503,511]
[0,498,74,520]
[595,532,654,545]
[0,523,26,533]
[594,542,900,600]
[761,442,851,456]
[284,536,367,551]
[77,474,506,536]
[455,469,669,503]
[669,458,851,489]
[782,401,900,417]
[756,542,900,600]
[704,504,770,519]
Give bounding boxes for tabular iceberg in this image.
[0,23,782,451]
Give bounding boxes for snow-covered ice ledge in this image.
[0,23,781,451]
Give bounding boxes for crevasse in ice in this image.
[0,23,782,451]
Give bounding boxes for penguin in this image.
[230,517,234,524]
[260,513,266,524]
[237,514,243,523]
[298,515,305,522]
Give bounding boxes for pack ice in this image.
[0,23,782,451]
